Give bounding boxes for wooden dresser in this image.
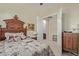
[62,32,79,55]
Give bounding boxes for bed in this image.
[0,32,54,56]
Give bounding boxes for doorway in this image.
[42,9,62,56]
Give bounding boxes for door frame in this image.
[41,8,62,55]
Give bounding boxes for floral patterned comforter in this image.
[0,39,54,56]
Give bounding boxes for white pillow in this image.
[5,32,11,42]
[20,32,26,40]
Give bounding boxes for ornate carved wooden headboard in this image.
[0,15,27,41]
[4,15,27,35]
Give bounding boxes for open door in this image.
[42,9,62,56]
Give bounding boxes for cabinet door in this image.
[63,33,69,49]
[65,33,69,49]
[68,34,73,50]
[62,33,66,49]
[63,33,73,50]
[72,34,77,53]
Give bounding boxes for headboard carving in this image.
[0,15,27,41]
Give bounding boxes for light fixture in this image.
[43,20,46,24]
[40,3,43,5]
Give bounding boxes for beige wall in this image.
[0,3,79,32]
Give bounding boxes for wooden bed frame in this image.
[0,15,27,41]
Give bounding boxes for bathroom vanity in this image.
[62,32,79,55]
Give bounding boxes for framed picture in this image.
[28,23,35,31]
